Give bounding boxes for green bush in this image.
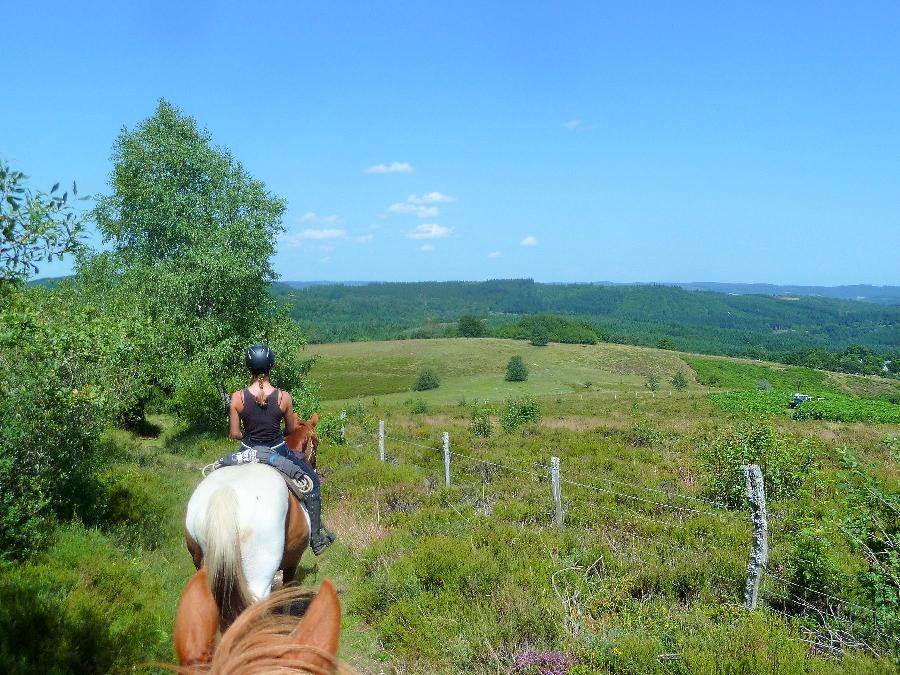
[500,395,541,432]
[671,370,688,390]
[171,365,227,432]
[413,367,440,391]
[316,412,345,444]
[0,527,169,674]
[470,405,493,438]
[0,352,105,558]
[786,523,842,611]
[408,397,428,415]
[696,422,818,508]
[505,355,529,382]
[457,314,486,337]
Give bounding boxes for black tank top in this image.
[240,389,284,445]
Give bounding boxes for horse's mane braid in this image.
[162,586,350,674]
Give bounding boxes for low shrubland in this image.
[3,334,898,673]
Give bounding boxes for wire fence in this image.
[336,418,896,656]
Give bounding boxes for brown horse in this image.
[176,414,322,667]
[174,576,342,673]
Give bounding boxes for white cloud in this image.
[407,192,454,204]
[520,235,538,247]
[420,244,435,252]
[355,233,374,244]
[365,162,414,174]
[407,224,453,240]
[368,223,381,230]
[280,228,347,246]
[321,256,332,264]
[388,202,440,218]
[488,251,502,258]
[300,212,340,224]
[563,119,582,130]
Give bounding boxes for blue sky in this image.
[4,1,899,284]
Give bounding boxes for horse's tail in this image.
[201,485,254,627]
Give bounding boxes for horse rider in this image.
[215,344,335,555]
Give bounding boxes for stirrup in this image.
[310,528,335,555]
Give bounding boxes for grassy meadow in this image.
[3,338,899,674]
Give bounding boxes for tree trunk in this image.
[215,381,230,418]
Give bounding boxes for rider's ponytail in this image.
[255,372,268,408]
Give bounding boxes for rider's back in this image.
[240,389,284,445]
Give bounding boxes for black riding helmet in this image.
[245,344,275,373]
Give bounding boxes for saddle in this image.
[203,445,313,503]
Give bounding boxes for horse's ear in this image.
[174,569,220,666]
[309,412,319,428]
[288,577,340,668]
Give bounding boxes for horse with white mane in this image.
[174,415,322,667]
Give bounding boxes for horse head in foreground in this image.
[176,415,329,667]
[174,576,341,673]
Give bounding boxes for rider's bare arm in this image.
[282,391,297,435]
[228,391,244,440]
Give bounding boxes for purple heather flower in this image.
[510,648,574,675]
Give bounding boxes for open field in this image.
[3,338,899,673]
[306,338,698,405]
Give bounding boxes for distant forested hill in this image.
[272,279,900,360]
[673,282,900,305]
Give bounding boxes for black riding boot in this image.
[304,490,335,555]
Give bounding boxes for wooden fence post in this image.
[442,432,451,487]
[339,410,346,443]
[551,456,563,529]
[378,420,385,462]
[743,463,769,610]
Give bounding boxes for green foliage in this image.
[408,397,428,415]
[671,370,688,390]
[708,390,789,416]
[470,404,493,438]
[684,357,832,392]
[0,159,84,283]
[412,367,440,391]
[315,412,345,444]
[83,99,309,426]
[505,355,529,382]
[500,395,541,432]
[782,344,894,378]
[793,395,900,424]
[0,527,171,674]
[529,324,550,346]
[0,289,107,558]
[498,313,600,345]
[657,336,675,350]
[94,467,168,549]
[696,422,818,508]
[457,314,486,337]
[645,373,660,392]
[786,523,842,611]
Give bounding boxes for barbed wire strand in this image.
[761,578,895,649]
